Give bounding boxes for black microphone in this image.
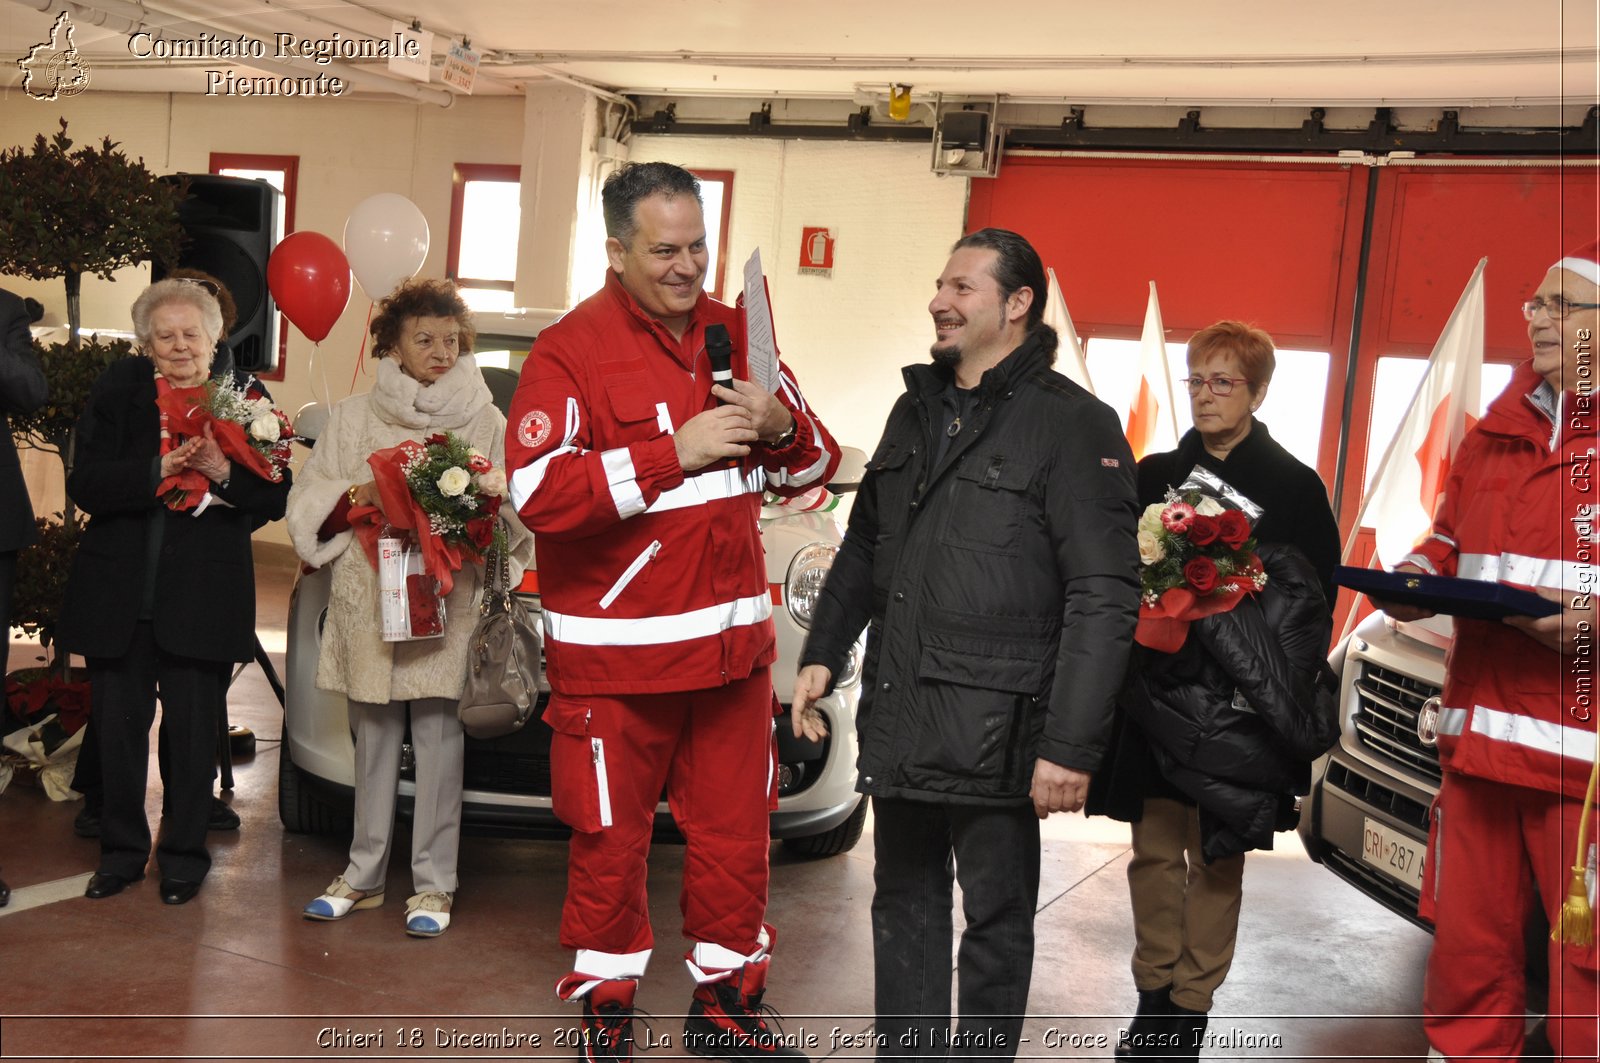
[705,324,734,404]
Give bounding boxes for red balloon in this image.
[267,231,351,343]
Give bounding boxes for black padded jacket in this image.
[800,331,1141,805]
[1116,543,1339,860]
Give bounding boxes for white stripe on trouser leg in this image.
[767,721,776,802]
[592,738,613,828]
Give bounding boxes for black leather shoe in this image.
[160,878,202,905]
[85,872,141,899]
[208,797,241,832]
[74,803,102,838]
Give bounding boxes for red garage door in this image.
[967,155,1598,529]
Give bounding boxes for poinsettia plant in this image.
[1134,488,1267,653]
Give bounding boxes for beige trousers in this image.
[344,697,463,896]
[1126,797,1246,1012]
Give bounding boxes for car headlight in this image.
[835,632,866,688]
[785,542,837,629]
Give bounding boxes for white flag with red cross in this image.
[1126,281,1180,461]
[1337,257,1486,638]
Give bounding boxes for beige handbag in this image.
[456,536,542,740]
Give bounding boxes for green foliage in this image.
[11,513,86,665]
[0,118,184,283]
[11,335,133,455]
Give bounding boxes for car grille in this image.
[1352,661,1443,784]
[1326,761,1430,833]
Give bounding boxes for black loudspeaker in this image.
[156,174,282,374]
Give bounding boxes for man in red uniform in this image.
[1376,240,1600,1061]
[505,162,840,1062]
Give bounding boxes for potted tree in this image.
[0,119,182,707]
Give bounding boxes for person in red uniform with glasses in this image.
[1374,240,1600,1062]
[504,162,840,1063]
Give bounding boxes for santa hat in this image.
[1553,239,1600,285]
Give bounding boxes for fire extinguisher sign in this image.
[799,227,835,277]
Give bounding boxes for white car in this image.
[278,313,869,857]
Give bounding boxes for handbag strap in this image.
[479,519,514,616]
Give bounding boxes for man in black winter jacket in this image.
[794,229,1140,1060]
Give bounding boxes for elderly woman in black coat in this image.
[57,279,290,906]
[1090,321,1340,1058]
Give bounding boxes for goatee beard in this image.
[930,343,961,369]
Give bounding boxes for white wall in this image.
[630,135,970,454]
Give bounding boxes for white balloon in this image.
[342,193,430,300]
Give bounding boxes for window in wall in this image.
[1085,336,1330,473]
[449,163,521,312]
[1360,357,1517,493]
[210,153,297,381]
[689,169,734,301]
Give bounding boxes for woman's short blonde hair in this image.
[131,279,225,355]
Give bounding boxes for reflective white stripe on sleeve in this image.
[1401,552,1440,576]
[601,447,647,518]
[562,396,581,447]
[1457,551,1597,592]
[509,445,580,511]
[543,592,773,647]
[766,410,833,489]
[646,466,765,515]
[1438,704,1597,763]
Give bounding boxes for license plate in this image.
[1361,816,1425,892]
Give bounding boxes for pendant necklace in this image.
[947,417,961,438]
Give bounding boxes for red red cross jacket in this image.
[1405,362,1598,798]
[505,274,841,695]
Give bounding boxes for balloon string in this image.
[349,301,374,396]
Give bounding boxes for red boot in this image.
[682,955,807,1060]
[558,976,639,1063]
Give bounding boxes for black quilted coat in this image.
[1116,543,1338,861]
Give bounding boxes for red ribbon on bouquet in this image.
[1133,556,1265,654]
[155,385,285,509]
[348,440,466,596]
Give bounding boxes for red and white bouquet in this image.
[353,431,508,598]
[1134,470,1267,653]
[157,376,295,510]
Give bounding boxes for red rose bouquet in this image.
[156,376,295,510]
[1134,488,1266,653]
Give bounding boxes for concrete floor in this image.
[0,551,1461,1061]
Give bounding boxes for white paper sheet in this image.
[742,248,780,393]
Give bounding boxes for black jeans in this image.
[871,795,1042,1061]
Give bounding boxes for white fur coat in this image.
[286,355,534,704]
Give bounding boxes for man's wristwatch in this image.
[771,418,797,449]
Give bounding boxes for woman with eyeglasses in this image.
[56,278,291,906]
[1370,245,1599,1061]
[1089,320,1340,1059]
